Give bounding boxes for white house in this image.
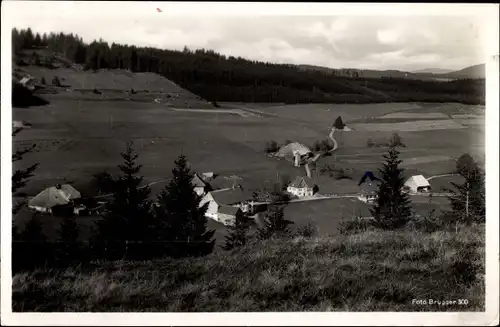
[287,176,316,197]
[358,182,379,203]
[28,184,81,214]
[405,175,431,193]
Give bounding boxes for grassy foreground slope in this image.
[13,223,484,312]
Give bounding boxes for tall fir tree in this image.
[223,211,251,251]
[154,155,215,258]
[16,214,51,271]
[370,140,412,229]
[55,215,81,267]
[93,141,154,260]
[256,199,293,240]
[447,154,485,225]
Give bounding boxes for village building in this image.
[405,175,431,193]
[28,184,82,215]
[19,76,36,91]
[191,173,211,196]
[287,176,316,197]
[358,181,380,203]
[199,186,254,222]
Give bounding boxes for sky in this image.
[5,2,498,71]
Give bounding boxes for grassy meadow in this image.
[12,222,485,312]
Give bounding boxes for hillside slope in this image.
[12,223,484,312]
[12,28,485,105]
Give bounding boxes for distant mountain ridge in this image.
[298,64,485,80]
[412,68,454,74]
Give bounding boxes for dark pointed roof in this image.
[191,173,207,188]
[289,176,315,188]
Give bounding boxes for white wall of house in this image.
[358,194,377,203]
[29,206,52,213]
[194,186,205,196]
[287,186,314,197]
[200,193,219,220]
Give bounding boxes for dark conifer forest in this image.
[12,27,484,104]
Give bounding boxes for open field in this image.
[13,95,484,236]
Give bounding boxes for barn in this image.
[405,175,431,193]
[199,186,254,222]
[28,184,82,215]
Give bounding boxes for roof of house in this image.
[19,77,33,84]
[359,181,380,195]
[218,205,241,216]
[211,187,251,205]
[28,184,81,209]
[405,175,430,187]
[289,176,315,188]
[191,173,207,188]
[275,142,311,158]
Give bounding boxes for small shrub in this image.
[52,76,61,87]
[338,217,372,235]
[295,221,317,237]
[334,168,352,180]
[367,138,375,148]
[390,133,406,148]
[264,140,279,153]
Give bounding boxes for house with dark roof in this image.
[287,176,316,197]
[357,181,380,203]
[199,186,254,222]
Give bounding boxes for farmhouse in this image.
[358,182,379,203]
[28,184,82,215]
[199,186,254,222]
[19,76,36,90]
[275,142,312,166]
[287,176,316,197]
[405,175,431,193]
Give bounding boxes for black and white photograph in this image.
[1,1,499,325]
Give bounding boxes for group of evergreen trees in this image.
[12,27,484,104]
[12,140,296,272]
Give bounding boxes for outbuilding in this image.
[404,175,431,193]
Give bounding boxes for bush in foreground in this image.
[12,222,484,312]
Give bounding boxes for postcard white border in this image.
[1,2,499,326]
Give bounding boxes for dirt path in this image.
[427,173,458,181]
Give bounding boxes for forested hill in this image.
[12,28,484,105]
